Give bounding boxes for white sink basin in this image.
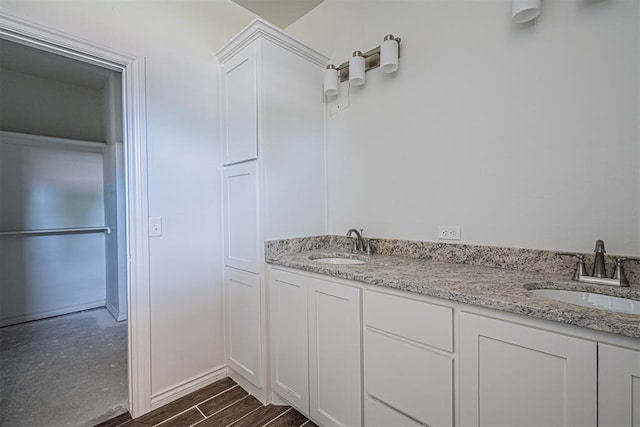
[309,253,368,265]
[530,289,640,315]
[312,257,367,265]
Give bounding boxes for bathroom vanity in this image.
[266,237,640,427]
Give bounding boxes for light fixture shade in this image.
[323,65,338,96]
[349,51,365,86]
[512,0,541,23]
[380,35,399,74]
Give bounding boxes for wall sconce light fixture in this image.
[323,64,339,96]
[380,34,399,73]
[349,51,366,86]
[323,34,401,96]
[512,0,541,23]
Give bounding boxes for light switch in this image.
[149,217,162,237]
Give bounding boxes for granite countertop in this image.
[266,248,640,339]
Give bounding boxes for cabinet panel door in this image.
[222,161,260,273]
[308,278,362,427]
[459,312,597,427]
[598,343,640,427]
[225,268,262,387]
[269,269,309,415]
[221,42,258,166]
[365,328,453,426]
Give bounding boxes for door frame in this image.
[0,11,152,417]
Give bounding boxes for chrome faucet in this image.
[558,239,629,287]
[346,228,370,255]
[592,240,607,278]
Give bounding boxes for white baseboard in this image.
[0,300,106,327]
[150,365,228,409]
[106,301,127,322]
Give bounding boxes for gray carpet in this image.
[0,308,128,427]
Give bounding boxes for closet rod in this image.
[0,227,111,236]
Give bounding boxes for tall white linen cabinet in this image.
[216,19,328,402]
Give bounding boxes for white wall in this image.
[0,68,104,141]
[0,135,107,325]
[288,0,640,255]
[102,72,127,321]
[0,0,256,396]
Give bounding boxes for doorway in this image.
[0,10,152,422]
[0,38,128,425]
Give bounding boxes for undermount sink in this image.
[309,253,368,265]
[313,258,367,265]
[530,289,640,315]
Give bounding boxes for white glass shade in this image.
[349,54,365,86]
[380,38,399,73]
[512,0,540,23]
[323,67,339,96]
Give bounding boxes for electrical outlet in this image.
[149,217,162,237]
[438,225,461,240]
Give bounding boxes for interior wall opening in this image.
[0,37,129,426]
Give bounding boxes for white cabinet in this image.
[269,268,362,427]
[268,265,637,426]
[598,343,640,427]
[308,276,362,427]
[225,268,262,387]
[218,19,328,399]
[222,161,260,273]
[270,268,309,414]
[220,43,258,166]
[364,290,454,427]
[459,312,597,427]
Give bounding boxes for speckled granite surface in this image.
[266,236,640,339]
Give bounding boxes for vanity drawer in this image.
[365,395,423,427]
[365,289,453,352]
[365,328,454,427]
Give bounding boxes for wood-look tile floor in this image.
[96,377,316,427]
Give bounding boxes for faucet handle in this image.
[573,254,588,281]
[557,253,588,281]
[611,258,629,286]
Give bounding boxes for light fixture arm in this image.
[336,35,401,82]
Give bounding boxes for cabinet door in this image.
[598,343,640,427]
[220,42,258,166]
[269,269,309,415]
[459,312,597,427]
[308,278,362,427]
[225,268,262,388]
[222,161,260,273]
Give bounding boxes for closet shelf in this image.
[0,226,111,237]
